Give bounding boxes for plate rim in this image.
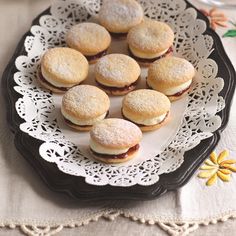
[2,1,236,200]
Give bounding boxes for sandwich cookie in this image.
[38,47,89,93]
[90,118,142,164]
[122,89,171,131]
[66,22,111,63]
[61,85,110,131]
[95,54,141,95]
[99,0,143,39]
[147,56,195,101]
[127,20,174,66]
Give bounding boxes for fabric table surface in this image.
[0,0,236,235]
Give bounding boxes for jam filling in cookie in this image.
[85,49,108,62]
[38,69,69,92]
[169,85,191,97]
[128,47,173,64]
[95,79,138,93]
[91,144,139,159]
[146,79,191,98]
[122,111,169,128]
[64,111,109,128]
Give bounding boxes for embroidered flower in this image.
[200,8,228,30]
[198,150,236,186]
[223,21,236,38]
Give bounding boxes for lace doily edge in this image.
[1,210,236,236]
[5,0,234,190]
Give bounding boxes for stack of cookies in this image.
[37,0,195,164]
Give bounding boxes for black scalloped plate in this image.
[2,1,236,201]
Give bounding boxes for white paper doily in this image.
[14,0,225,186]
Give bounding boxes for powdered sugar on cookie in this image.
[148,56,195,84]
[66,23,111,55]
[91,118,142,148]
[127,21,174,53]
[95,54,140,86]
[62,85,110,119]
[99,0,143,32]
[123,89,170,116]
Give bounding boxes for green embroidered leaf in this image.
[223,30,236,38]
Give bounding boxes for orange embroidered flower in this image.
[200,8,228,30]
[198,150,236,186]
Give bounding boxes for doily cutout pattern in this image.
[13,0,225,186]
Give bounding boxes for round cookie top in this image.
[41,47,89,85]
[99,0,144,33]
[123,89,170,118]
[66,23,111,55]
[147,56,195,89]
[90,118,142,149]
[127,20,174,53]
[95,54,141,87]
[62,85,110,119]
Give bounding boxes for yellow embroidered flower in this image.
[198,150,236,186]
